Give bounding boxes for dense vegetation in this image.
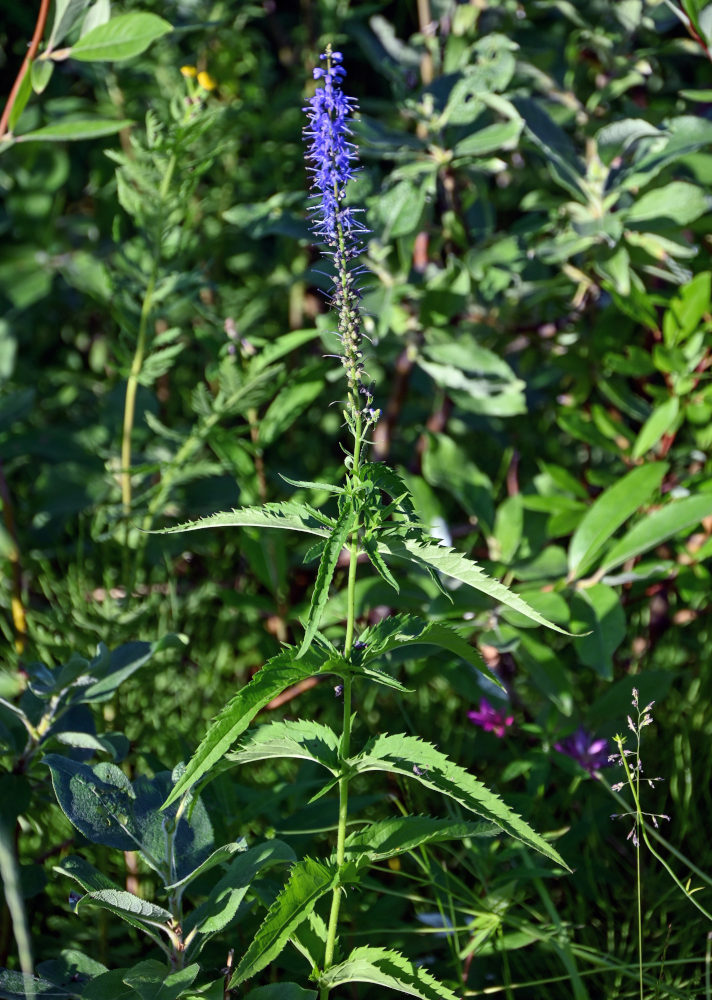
[1,1,712,998]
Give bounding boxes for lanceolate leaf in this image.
[378,538,574,634]
[599,492,712,574]
[229,719,340,773]
[358,613,504,690]
[319,945,459,1000]
[353,734,569,869]
[298,500,356,658]
[163,648,333,809]
[164,840,247,892]
[152,501,332,540]
[184,840,295,947]
[345,815,497,862]
[230,858,342,986]
[76,889,174,932]
[567,463,668,578]
[67,12,172,62]
[363,536,400,592]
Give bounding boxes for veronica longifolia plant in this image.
[159,47,572,998]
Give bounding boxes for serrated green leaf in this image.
[0,970,72,999]
[599,492,712,573]
[67,12,171,61]
[363,536,400,593]
[353,734,569,869]
[151,501,331,540]
[229,719,340,773]
[162,648,332,808]
[345,815,497,862]
[298,501,356,657]
[164,840,247,891]
[16,119,132,142]
[567,463,668,579]
[319,945,459,999]
[231,858,342,985]
[358,613,503,690]
[279,474,344,494]
[378,537,574,634]
[184,840,295,948]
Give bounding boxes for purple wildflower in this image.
[467,699,514,738]
[555,727,610,777]
[304,46,377,427]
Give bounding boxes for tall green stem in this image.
[120,149,178,518]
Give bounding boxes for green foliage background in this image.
[1,0,712,997]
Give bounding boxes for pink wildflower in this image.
[467,699,514,738]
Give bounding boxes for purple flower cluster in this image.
[467,699,514,738]
[304,48,361,249]
[555,727,610,777]
[303,46,376,426]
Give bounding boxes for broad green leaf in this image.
[516,633,574,716]
[567,463,667,579]
[44,756,138,852]
[55,854,123,894]
[378,537,574,634]
[164,840,247,891]
[46,0,92,51]
[319,945,459,1000]
[358,613,503,690]
[452,119,522,159]
[82,634,186,702]
[298,500,356,657]
[353,734,569,869]
[345,815,496,862]
[632,398,679,460]
[229,719,340,773]
[599,493,712,574]
[162,648,332,808]
[67,12,171,62]
[514,96,587,201]
[259,368,325,447]
[570,584,626,680]
[184,840,295,945]
[122,960,199,1000]
[152,501,331,541]
[15,119,132,143]
[0,971,70,999]
[81,0,111,36]
[76,889,173,933]
[248,329,322,374]
[231,858,342,985]
[30,60,54,95]
[626,181,710,226]
[290,909,329,971]
[243,987,316,1000]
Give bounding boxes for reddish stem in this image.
[0,0,52,140]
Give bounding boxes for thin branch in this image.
[0,0,52,140]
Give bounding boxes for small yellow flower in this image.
[180,65,197,78]
[197,70,217,91]
[387,857,401,872]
